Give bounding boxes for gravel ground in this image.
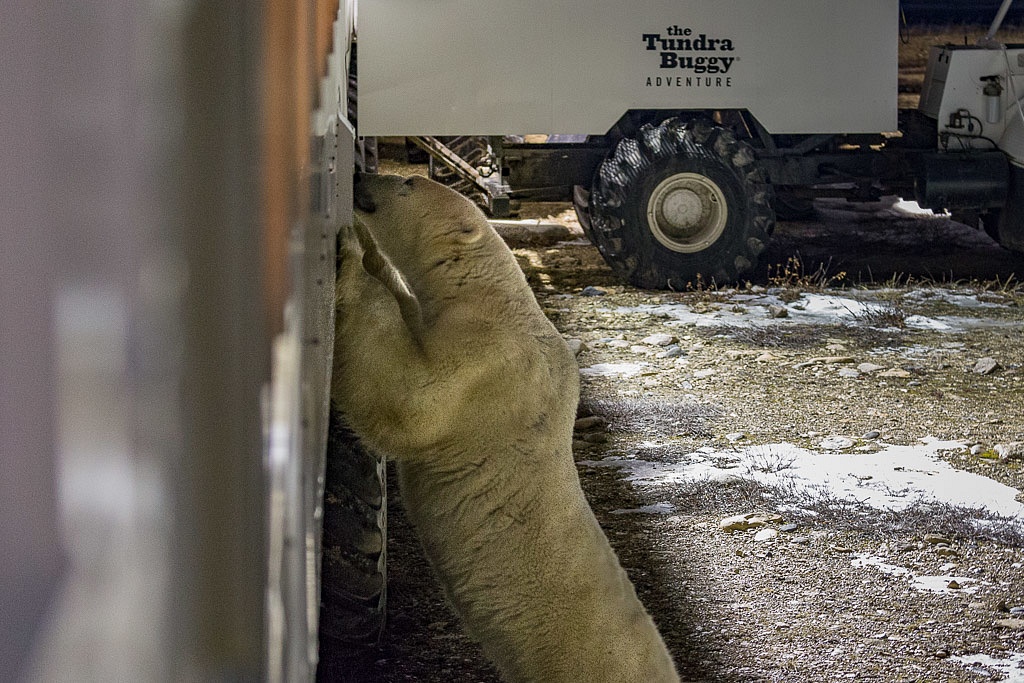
[530,240,1024,683]
[322,194,1024,682]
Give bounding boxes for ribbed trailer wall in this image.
[2,2,354,681]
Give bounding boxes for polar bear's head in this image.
[355,173,491,247]
[354,175,528,303]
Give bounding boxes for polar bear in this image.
[331,173,679,683]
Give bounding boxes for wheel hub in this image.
[646,173,728,253]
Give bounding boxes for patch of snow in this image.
[851,554,912,579]
[614,293,870,328]
[852,553,984,594]
[611,289,1013,333]
[954,652,1024,682]
[580,438,1024,521]
[910,574,981,594]
[903,288,1006,309]
[902,314,956,331]
[891,198,941,216]
[579,362,648,377]
[610,502,676,515]
[899,314,1015,332]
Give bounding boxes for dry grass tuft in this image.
[846,301,910,329]
[767,255,847,291]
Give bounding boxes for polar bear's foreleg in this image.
[351,217,425,345]
[333,220,442,454]
[335,217,424,353]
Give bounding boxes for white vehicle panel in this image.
[359,0,898,135]
[921,45,1024,140]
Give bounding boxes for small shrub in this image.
[847,301,909,329]
[767,254,847,291]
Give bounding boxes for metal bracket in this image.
[407,136,512,217]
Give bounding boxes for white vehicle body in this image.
[359,0,897,136]
[920,43,1024,165]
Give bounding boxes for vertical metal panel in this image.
[177,2,269,676]
[317,1,342,82]
[7,1,189,681]
[261,0,315,338]
[263,1,354,680]
[0,3,64,679]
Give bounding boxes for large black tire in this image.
[317,404,387,656]
[577,118,774,289]
[573,184,594,238]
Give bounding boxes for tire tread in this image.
[586,118,774,288]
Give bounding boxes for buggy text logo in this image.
[642,25,736,75]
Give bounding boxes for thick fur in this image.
[331,173,679,682]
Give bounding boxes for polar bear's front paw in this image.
[338,217,365,264]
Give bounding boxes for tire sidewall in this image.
[586,118,773,288]
[624,151,754,285]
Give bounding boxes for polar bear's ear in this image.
[453,223,484,245]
